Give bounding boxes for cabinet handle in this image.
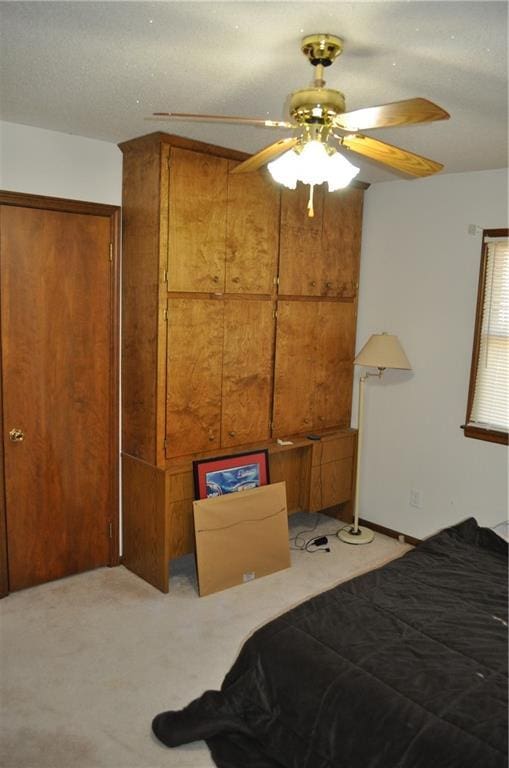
[212,275,220,283]
[228,430,236,437]
[310,281,316,287]
[304,417,310,424]
[208,433,215,441]
[326,281,333,288]
[232,276,240,284]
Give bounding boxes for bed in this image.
[152,518,508,768]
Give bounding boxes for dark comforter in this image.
[153,518,508,767]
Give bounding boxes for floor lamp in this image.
[338,332,412,545]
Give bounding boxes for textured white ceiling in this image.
[1,1,507,184]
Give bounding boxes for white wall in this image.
[356,168,508,539]
[0,121,122,205]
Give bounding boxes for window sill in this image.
[462,424,508,445]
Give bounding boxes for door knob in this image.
[9,428,25,443]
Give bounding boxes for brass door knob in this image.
[9,428,25,442]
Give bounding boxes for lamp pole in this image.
[338,370,381,545]
[337,332,411,545]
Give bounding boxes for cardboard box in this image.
[193,482,291,596]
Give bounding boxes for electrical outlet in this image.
[409,489,423,509]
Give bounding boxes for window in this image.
[464,229,508,445]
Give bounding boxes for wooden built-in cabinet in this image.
[120,131,367,592]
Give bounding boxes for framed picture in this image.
[193,449,270,500]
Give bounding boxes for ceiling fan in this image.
[151,33,450,213]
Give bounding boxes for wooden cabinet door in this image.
[279,185,364,299]
[273,300,355,437]
[272,301,318,436]
[168,148,228,292]
[221,299,275,448]
[166,298,223,457]
[313,302,356,429]
[278,185,324,296]
[225,164,280,294]
[321,188,363,298]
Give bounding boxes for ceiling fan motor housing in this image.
[290,87,346,123]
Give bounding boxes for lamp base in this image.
[337,525,375,545]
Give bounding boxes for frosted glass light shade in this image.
[354,333,412,370]
[267,141,359,191]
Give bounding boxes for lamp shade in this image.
[354,332,411,370]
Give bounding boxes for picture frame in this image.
[193,449,270,500]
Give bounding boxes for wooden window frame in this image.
[463,228,508,445]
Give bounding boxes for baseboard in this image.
[358,518,421,546]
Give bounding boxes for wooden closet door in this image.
[168,148,228,293]
[278,185,324,296]
[221,298,275,447]
[225,164,280,295]
[321,188,363,298]
[272,301,318,437]
[166,298,223,457]
[313,302,356,429]
[0,202,118,592]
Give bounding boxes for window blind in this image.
[470,237,509,431]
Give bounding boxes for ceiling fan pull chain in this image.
[307,184,315,218]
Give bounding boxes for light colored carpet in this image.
[0,513,411,768]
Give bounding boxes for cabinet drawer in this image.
[311,434,355,466]
[321,435,355,464]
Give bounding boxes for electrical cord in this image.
[289,515,349,553]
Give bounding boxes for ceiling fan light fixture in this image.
[267,140,359,192]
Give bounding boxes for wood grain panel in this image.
[225,164,280,294]
[321,458,354,508]
[272,301,317,436]
[278,185,324,296]
[168,147,228,292]
[166,298,224,456]
[167,470,195,502]
[121,138,162,463]
[221,299,275,448]
[269,447,309,513]
[322,188,363,298]
[122,455,168,593]
[314,302,356,428]
[167,499,195,559]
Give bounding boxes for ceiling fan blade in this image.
[230,137,299,174]
[150,111,293,129]
[339,133,443,177]
[334,98,450,131]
